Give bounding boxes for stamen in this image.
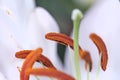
[15,50,32,58]
[15,49,56,69]
[89,33,108,71]
[20,48,42,80]
[45,32,92,71]
[27,68,75,80]
[81,50,92,71]
[45,32,75,49]
[39,54,56,69]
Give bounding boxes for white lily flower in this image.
[0,0,61,80]
[65,0,120,80]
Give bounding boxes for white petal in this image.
[79,0,120,79]
[26,7,62,69]
[0,0,35,27]
[0,8,26,80]
[0,72,7,80]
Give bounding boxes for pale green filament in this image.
[96,53,102,80]
[35,76,40,80]
[87,64,90,80]
[50,78,55,80]
[35,76,55,80]
[72,9,83,80]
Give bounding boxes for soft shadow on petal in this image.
[0,72,7,80]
